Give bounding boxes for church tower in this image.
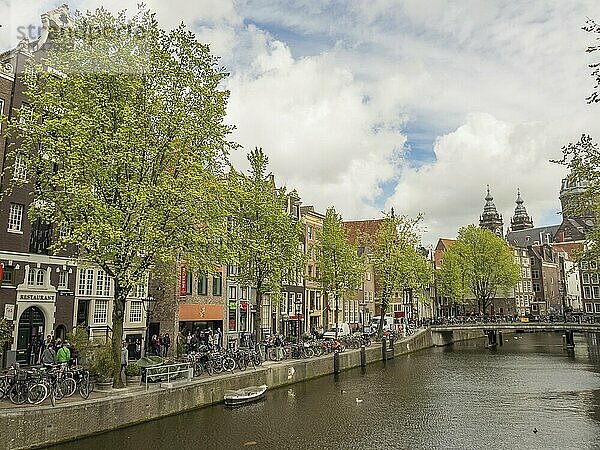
[510,189,534,231]
[559,174,593,221]
[479,185,504,237]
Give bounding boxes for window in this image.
[186,271,192,295]
[36,269,44,286]
[58,271,68,290]
[129,301,142,323]
[533,283,541,293]
[96,270,107,296]
[366,271,371,281]
[212,274,222,296]
[532,270,540,279]
[595,303,600,313]
[584,286,592,299]
[1,265,14,285]
[240,287,247,300]
[591,273,599,285]
[93,299,108,323]
[229,286,236,299]
[307,265,313,277]
[12,154,27,181]
[78,269,94,296]
[27,268,35,285]
[315,267,320,279]
[585,303,593,313]
[593,286,600,299]
[227,265,238,277]
[197,273,208,295]
[8,203,24,232]
[307,226,313,240]
[591,261,598,270]
[582,273,590,284]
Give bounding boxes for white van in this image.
[370,315,394,333]
[323,323,351,338]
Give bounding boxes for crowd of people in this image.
[180,328,223,354]
[37,335,78,367]
[149,333,171,357]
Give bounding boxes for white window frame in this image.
[58,271,68,290]
[593,286,600,299]
[8,203,24,232]
[585,303,593,313]
[595,303,600,314]
[584,286,592,299]
[229,285,236,299]
[582,273,590,284]
[129,300,142,323]
[12,154,27,181]
[27,268,35,286]
[36,269,44,286]
[93,299,108,324]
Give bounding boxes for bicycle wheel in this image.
[212,357,224,374]
[79,379,91,399]
[253,352,263,366]
[237,356,247,371]
[60,378,77,397]
[205,361,214,376]
[9,384,28,405]
[267,347,278,361]
[363,337,371,347]
[193,362,203,377]
[303,347,315,358]
[222,357,235,372]
[28,383,48,405]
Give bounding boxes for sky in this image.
[2,0,600,247]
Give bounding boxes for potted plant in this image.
[125,363,142,385]
[91,342,115,391]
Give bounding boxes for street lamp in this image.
[295,297,302,344]
[359,301,367,334]
[142,295,156,357]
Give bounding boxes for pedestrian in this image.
[121,341,128,384]
[162,333,171,357]
[216,328,223,350]
[156,334,162,356]
[185,331,192,353]
[151,334,159,356]
[41,344,55,367]
[55,339,70,364]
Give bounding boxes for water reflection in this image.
[47,332,600,450]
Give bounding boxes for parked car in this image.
[323,323,351,338]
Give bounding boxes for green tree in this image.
[314,207,364,338]
[0,318,12,360]
[230,148,305,342]
[438,225,520,315]
[4,7,235,387]
[369,212,433,336]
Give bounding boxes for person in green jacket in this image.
[55,339,71,364]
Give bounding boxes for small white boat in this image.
[224,384,268,406]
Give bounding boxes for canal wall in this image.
[1,328,485,449]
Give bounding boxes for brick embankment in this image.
[1,327,485,449]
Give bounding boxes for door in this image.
[16,306,45,364]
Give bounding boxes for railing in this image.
[144,362,193,390]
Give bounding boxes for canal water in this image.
[48,332,600,450]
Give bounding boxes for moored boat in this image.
[224,384,268,406]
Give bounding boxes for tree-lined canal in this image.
[49,332,600,449]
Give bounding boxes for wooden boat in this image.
[224,384,267,406]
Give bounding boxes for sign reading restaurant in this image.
[17,293,54,301]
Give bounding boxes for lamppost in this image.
[142,295,156,357]
[359,301,367,334]
[295,297,302,344]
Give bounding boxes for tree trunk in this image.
[334,294,339,339]
[112,283,126,389]
[254,289,263,344]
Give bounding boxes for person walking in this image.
[162,333,171,357]
[216,328,223,350]
[121,341,128,385]
[55,339,70,365]
[41,344,55,368]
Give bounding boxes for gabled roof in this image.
[343,219,384,245]
[434,238,455,269]
[506,225,561,247]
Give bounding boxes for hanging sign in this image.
[180,265,187,296]
[4,304,15,321]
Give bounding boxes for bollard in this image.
[381,337,387,361]
[498,331,503,346]
[360,345,366,367]
[333,351,340,374]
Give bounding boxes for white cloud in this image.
[3,0,600,242]
[385,112,572,247]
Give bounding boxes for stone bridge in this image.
[429,323,600,348]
